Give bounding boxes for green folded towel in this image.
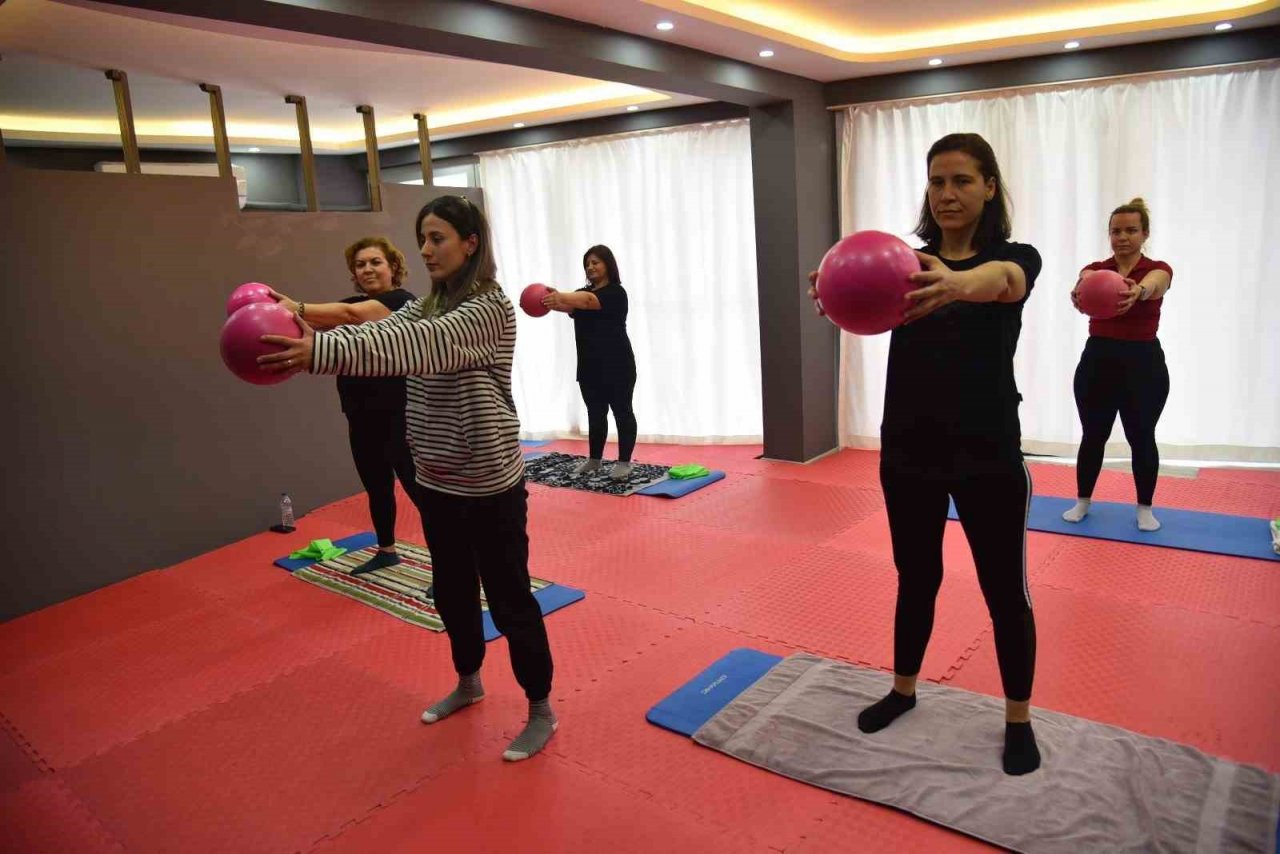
[289,538,348,561]
[668,464,711,480]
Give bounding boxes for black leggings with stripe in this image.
[1073,336,1170,506]
[881,460,1036,701]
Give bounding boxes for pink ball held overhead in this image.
[815,231,921,335]
[219,301,302,386]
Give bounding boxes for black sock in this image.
[1003,721,1041,776]
[857,689,916,733]
[351,550,400,576]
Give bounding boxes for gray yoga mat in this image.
[694,654,1279,854]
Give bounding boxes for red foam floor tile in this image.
[792,796,998,853]
[758,446,884,488]
[702,545,994,681]
[0,602,352,768]
[0,569,217,679]
[821,508,1069,582]
[160,516,365,604]
[545,621,833,852]
[312,748,770,854]
[529,516,803,616]
[664,475,884,541]
[945,585,1280,770]
[0,723,45,794]
[1035,539,1280,626]
[1198,467,1280,487]
[0,776,124,853]
[61,658,478,854]
[1028,462,1280,517]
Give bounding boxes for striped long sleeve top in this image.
[311,288,524,497]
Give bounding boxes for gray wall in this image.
[0,166,475,619]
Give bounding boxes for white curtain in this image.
[837,61,1280,462]
[478,120,761,443]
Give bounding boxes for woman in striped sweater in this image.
[259,195,557,762]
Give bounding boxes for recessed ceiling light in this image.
[1215,22,1233,30]
[759,49,775,58]
[928,58,943,66]
[247,147,261,153]
[1064,41,1081,49]
[513,122,525,128]
[626,106,639,112]
[656,21,674,31]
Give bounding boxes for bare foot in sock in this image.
[1137,505,1161,532]
[502,698,558,761]
[574,458,602,476]
[421,672,484,723]
[857,689,916,733]
[1061,498,1091,523]
[610,461,633,482]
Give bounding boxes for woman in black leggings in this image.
[1064,198,1173,532]
[810,133,1042,775]
[271,237,417,575]
[542,245,638,481]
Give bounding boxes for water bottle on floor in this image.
[274,492,296,532]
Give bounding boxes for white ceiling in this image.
[0,0,698,152]
[0,0,1274,152]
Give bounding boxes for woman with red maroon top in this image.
[1065,198,1173,532]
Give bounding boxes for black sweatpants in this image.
[346,409,418,548]
[1072,337,1170,505]
[579,373,637,462]
[881,460,1036,701]
[410,479,553,702]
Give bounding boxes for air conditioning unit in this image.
[94,162,248,210]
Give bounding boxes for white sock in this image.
[573,458,601,475]
[1062,498,1092,523]
[1137,504,1161,532]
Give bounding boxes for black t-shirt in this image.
[880,240,1041,474]
[335,287,416,414]
[572,283,636,383]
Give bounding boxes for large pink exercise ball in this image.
[219,302,301,386]
[815,231,921,335]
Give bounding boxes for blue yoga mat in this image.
[637,470,726,498]
[273,532,379,571]
[646,648,783,736]
[520,439,552,448]
[948,495,1278,561]
[483,583,586,641]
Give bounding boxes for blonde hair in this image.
[344,236,409,292]
[1110,197,1150,234]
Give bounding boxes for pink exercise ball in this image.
[219,302,301,386]
[816,231,921,335]
[1077,269,1128,320]
[226,282,275,316]
[520,283,554,318]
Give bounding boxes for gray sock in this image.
[1137,504,1162,532]
[421,672,484,723]
[502,698,558,761]
[609,461,633,481]
[573,458,602,475]
[1062,498,1091,523]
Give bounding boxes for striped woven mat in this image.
[293,540,551,632]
